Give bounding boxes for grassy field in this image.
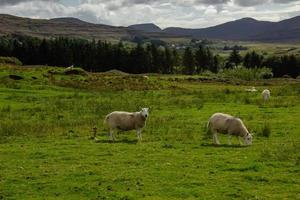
[0,65,300,199]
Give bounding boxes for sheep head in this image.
[244,133,253,145]
[140,108,149,119]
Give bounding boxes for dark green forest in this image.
[0,36,299,77]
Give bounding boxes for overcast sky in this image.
[0,0,300,28]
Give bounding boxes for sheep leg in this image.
[136,129,142,141]
[227,134,232,145]
[212,130,220,145]
[109,129,116,141]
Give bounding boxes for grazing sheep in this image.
[245,86,257,92]
[262,89,271,102]
[207,113,253,145]
[66,65,74,70]
[104,108,149,141]
[143,75,149,80]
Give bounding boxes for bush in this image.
[260,70,273,79]
[220,67,273,81]
[0,57,22,65]
[260,123,271,138]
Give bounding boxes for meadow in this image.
[0,64,300,199]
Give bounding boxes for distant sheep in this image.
[207,113,253,145]
[262,89,271,102]
[143,75,149,80]
[245,86,257,92]
[104,108,149,141]
[66,65,74,70]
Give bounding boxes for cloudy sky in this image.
[0,0,300,28]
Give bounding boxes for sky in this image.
[0,0,300,28]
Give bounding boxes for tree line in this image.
[0,35,299,77]
[0,36,180,74]
[227,49,300,78]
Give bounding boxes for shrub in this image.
[0,57,22,65]
[220,67,273,81]
[260,70,273,79]
[260,123,271,138]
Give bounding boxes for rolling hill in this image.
[0,14,175,42]
[0,14,134,41]
[1,14,300,43]
[162,16,300,42]
[128,23,162,32]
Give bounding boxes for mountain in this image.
[0,14,174,41]
[163,16,300,42]
[1,14,300,43]
[128,23,162,32]
[0,14,134,40]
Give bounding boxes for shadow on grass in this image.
[94,138,138,144]
[201,143,248,148]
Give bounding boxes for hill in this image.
[163,16,300,42]
[1,14,300,43]
[128,23,162,32]
[0,14,175,41]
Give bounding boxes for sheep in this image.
[262,89,271,102]
[245,86,257,92]
[143,75,149,80]
[66,65,74,70]
[207,113,253,145]
[104,108,149,141]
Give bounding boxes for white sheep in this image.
[262,89,271,102]
[66,65,74,70]
[104,108,149,141]
[143,75,149,80]
[245,86,257,92]
[207,113,253,145]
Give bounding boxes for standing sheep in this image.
[262,89,271,102]
[104,108,149,141]
[207,113,253,145]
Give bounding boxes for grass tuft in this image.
[260,123,272,137]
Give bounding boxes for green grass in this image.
[0,65,300,199]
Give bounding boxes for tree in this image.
[0,35,179,75]
[182,47,195,75]
[209,55,220,73]
[228,49,242,67]
[164,48,174,74]
[243,51,264,68]
[195,45,206,73]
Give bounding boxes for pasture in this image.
[0,65,299,199]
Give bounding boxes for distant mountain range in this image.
[1,14,300,43]
[161,16,300,42]
[0,14,173,41]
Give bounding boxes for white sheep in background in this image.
[262,89,271,102]
[245,86,257,92]
[104,108,149,141]
[207,113,253,146]
[66,65,74,70]
[143,75,149,80]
